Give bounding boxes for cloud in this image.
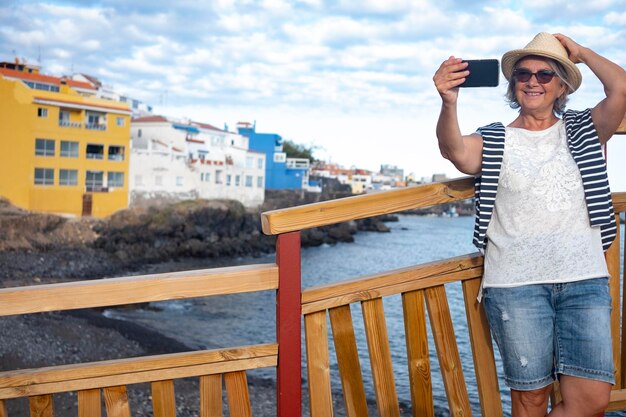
[1,0,625,188]
[604,11,626,24]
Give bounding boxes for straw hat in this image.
[501,32,582,92]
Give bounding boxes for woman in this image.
[433,32,626,417]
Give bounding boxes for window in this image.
[176,176,183,187]
[135,175,144,186]
[86,144,104,159]
[86,111,106,130]
[86,171,104,190]
[116,117,125,127]
[235,175,241,186]
[28,83,58,92]
[138,129,142,138]
[274,152,286,163]
[34,168,54,185]
[202,172,211,183]
[60,141,79,158]
[37,108,48,118]
[35,139,55,156]
[59,169,78,186]
[257,176,263,188]
[59,110,70,126]
[108,172,124,188]
[108,145,125,161]
[245,175,253,187]
[246,156,254,169]
[226,174,231,186]
[215,170,223,184]
[258,158,264,170]
[155,176,163,186]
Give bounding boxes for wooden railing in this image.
[261,177,626,417]
[0,265,282,417]
[0,174,624,416]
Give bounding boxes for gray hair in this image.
[505,57,574,115]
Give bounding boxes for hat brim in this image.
[501,48,582,93]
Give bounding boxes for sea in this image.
[104,215,626,416]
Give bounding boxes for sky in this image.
[1,0,625,187]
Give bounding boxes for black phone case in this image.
[459,59,499,87]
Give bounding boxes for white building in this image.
[130,115,265,208]
[70,73,153,116]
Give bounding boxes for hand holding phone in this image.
[459,59,499,87]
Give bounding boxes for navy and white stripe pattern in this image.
[472,122,506,252]
[472,108,616,252]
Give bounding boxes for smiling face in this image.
[513,56,567,116]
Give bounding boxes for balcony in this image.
[286,158,310,169]
[85,123,106,131]
[85,185,109,193]
[58,120,83,128]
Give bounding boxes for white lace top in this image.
[482,120,608,288]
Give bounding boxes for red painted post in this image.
[276,231,302,417]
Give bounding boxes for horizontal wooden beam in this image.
[301,253,483,314]
[0,264,278,316]
[613,193,626,212]
[0,344,277,399]
[607,388,626,411]
[261,177,475,235]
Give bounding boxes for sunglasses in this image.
[512,68,557,84]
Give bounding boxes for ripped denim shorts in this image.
[482,278,614,391]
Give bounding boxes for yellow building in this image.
[0,62,131,217]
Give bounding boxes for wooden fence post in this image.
[276,232,302,417]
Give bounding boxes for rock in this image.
[0,191,399,284]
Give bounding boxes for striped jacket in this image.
[473,108,616,252]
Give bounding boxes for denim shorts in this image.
[482,278,614,391]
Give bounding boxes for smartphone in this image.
[459,59,499,87]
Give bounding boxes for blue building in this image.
[237,122,313,190]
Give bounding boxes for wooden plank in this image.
[329,305,369,417]
[224,371,252,417]
[276,232,302,417]
[103,386,131,417]
[78,389,101,417]
[152,380,176,417]
[0,400,6,417]
[304,311,333,417]
[619,214,626,390]
[608,388,626,410]
[28,394,53,417]
[613,193,626,212]
[361,298,400,417]
[0,346,277,399]
[462,279,502,417]
[302,254,484,314]
[549,380,562,409]
[0,357,276,400]
[0,344,276,390]
[200,374,222,417]
[606,215,622,389]
[0,263,278,316]
[402,290,435,417]
[261,177,475,235]
[425,285,472,417]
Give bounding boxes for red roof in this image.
[192,121,223,131]
[0,68,95,90]
[132,115,169,123]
